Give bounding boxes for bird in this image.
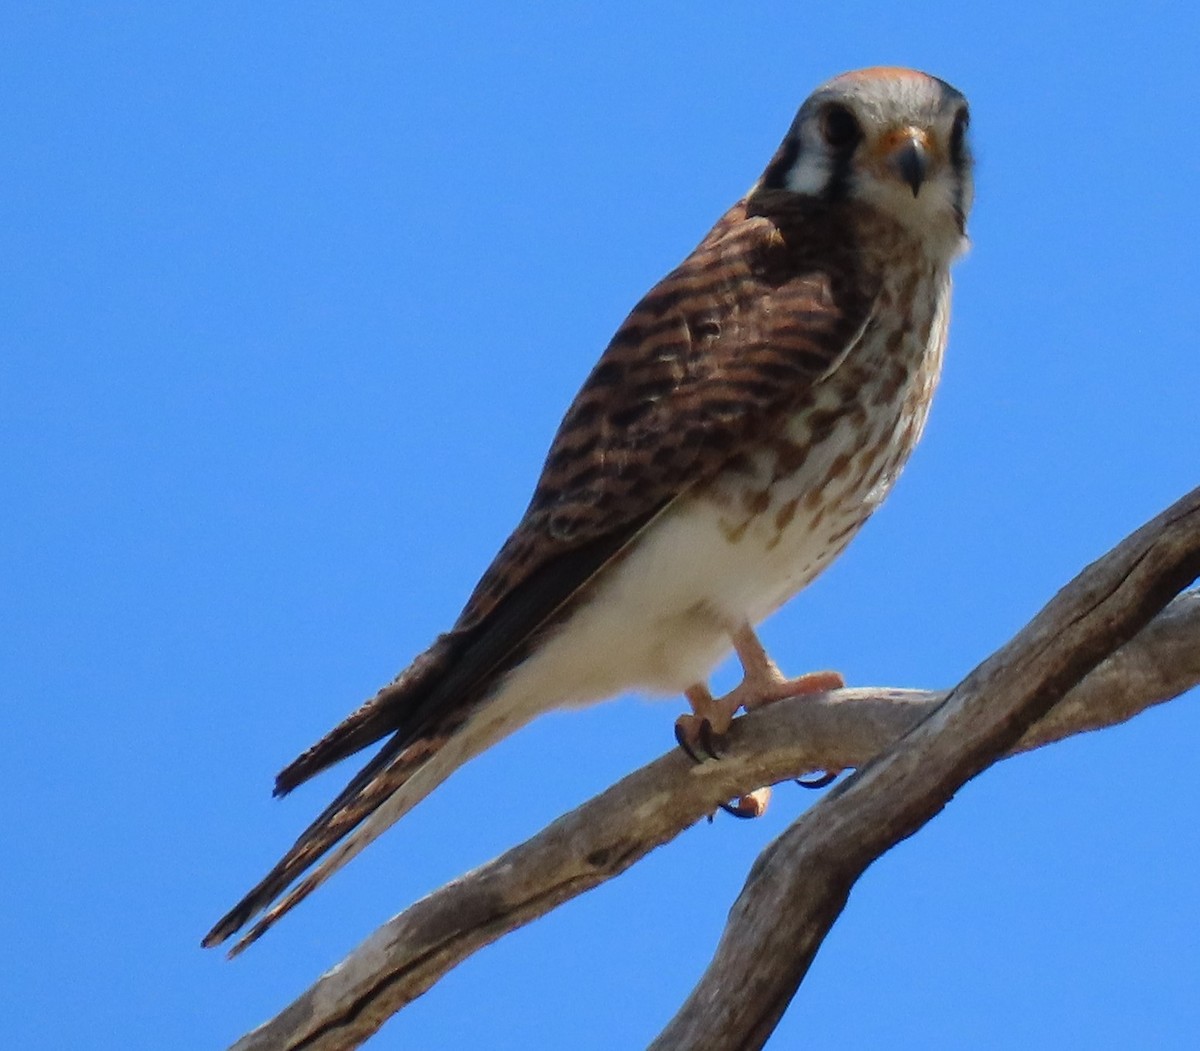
[205,66,974,955]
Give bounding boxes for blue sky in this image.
[3,4,1198,1048]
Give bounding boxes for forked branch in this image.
[228,487,1200,1051]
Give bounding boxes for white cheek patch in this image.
[784,148,834,196]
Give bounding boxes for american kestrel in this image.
[206,67,973,953]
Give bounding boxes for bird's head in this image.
[760,67,973,255]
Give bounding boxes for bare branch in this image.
[227,488,1200,1051]
[650,487,1200,1049]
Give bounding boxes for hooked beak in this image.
[889,132,928,197]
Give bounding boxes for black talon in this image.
[796,770,839,790]
[698,719,722,760]
[674,722,704,764]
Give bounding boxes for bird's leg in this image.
[729,623,845,708]
[730,623,847,789]
[674,623,846,810]
[675,623,844,752]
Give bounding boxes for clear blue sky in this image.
[3,4,1198,1048]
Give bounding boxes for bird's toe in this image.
[719,787,772,819]
[796,769,842,790]
[674,714,725,762]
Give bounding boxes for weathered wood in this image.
[227,488,1200,1051]
[650,487,1200,1049]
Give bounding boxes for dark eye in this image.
[821,104,861,150]
[949,107,969,165]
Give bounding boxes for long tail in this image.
[203,635,470,954]
[205,520,647,953]
[204,724,465,955]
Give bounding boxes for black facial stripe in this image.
[949,107,969,168]
[822,146,855,202]
[761,135,801,191]
[953,184,969,234]
[949,107,970,230]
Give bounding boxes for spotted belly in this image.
[489,400,918,721]
[491,272,947,714]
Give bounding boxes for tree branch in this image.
[650,487,1200,1049]
[227,488,1200,1051]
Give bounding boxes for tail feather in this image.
[206,692,515,955]
[225,735,458,955]
[205,520,644,951]
[273,636,460,797]
[202,732,435,950]
[204,620,530,951]
[201,638,472,948]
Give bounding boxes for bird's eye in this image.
[821,104,861,150]
[949,107,969,166]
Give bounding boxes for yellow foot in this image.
[745,668,847,708]
[729,624,845,709]
[675,623,847,807]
